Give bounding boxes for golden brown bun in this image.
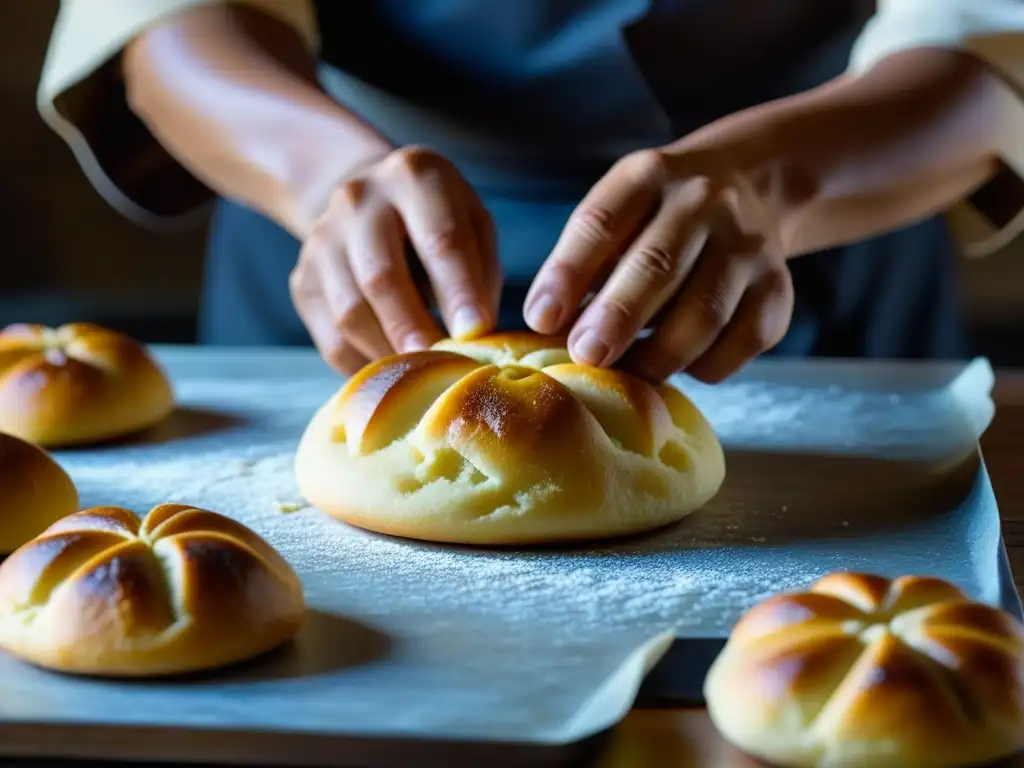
[704,572,1024,768]
[0,432,79,553]
[295,332,726,545]
[0,504,305,677]
[0,323,174,446]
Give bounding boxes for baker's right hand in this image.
[289,145,501,375]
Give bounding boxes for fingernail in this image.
[450,306,486,339]
[402,332,430,352]
[572,329,610,366]
[525,293,563,332]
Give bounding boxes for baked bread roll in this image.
[295,332,725,545]
[0,322,174,446]
[0,504,305,677]
[0,431,79,553]
[704,572,1024,768]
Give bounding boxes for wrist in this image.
[261,111,394,240]
[122,2,396,242]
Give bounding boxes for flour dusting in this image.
[9,350,999,746]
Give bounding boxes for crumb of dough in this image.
[274,500,306,514]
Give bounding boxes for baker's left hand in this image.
[523,147,795,383]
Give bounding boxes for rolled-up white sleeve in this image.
[850,0,1024,258]
[37,0,319,229]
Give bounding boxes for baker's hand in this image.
[289,145,501,374]
[524,148,794,383]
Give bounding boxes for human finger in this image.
[382,148,493,339]
[344,190,443,353]
[288,261,372,374]
[300,212,395,361]
[684,267,793,384]
[524,150,665,334]
[468,191,503,320]
[565,207,711,368]
[619,248,755,382]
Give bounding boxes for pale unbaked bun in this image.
[0,431,79,553]
[295,332,725,545]
[704,572,1024,768]
[0,504,305,677]
[0,322,174,446]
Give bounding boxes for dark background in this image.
[2,1,1022,362]
[1,1,206,343]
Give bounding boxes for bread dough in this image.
[295,333,726,545]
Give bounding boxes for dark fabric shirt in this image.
[198,0,969,361]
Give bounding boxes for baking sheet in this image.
[0,349,1016,765]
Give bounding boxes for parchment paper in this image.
[0,349,1016,765]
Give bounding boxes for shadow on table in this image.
[410,446,983,558]
[133,407,250,445]
[619,446,983,554]
[83,610,391,689]
[49,407,250,453]
[180,609,391,685]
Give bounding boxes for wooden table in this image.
[595,369,1024,768]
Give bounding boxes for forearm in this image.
[122,4,391,239]
[675,47,1010,257]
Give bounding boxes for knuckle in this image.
[596,295,635,327]
[694,286,732,331]
[623,148,670,182]
[358,263,404,298]
[381,317,422,345]
[288,251,319,298]
[287,266,306,299]
[301,221,340,266]
[301,224,331,255]
[629,244,678,280]
[741,318,776,353]
[335,356,364,376]
[385,144,438,176]
[570,204,617,245]
[333,178,370,209]
[332,297,371,334]
[761,266,792,298]
[418,225,466,263]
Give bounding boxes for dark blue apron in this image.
[198,0,968,360]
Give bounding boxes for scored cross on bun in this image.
[0,323,174,446]
[704,572,1024,768]
[295,332,725,545]
[0,504,305,677]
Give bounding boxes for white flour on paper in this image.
[0,352,1001,748]
[65,429,782,638]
